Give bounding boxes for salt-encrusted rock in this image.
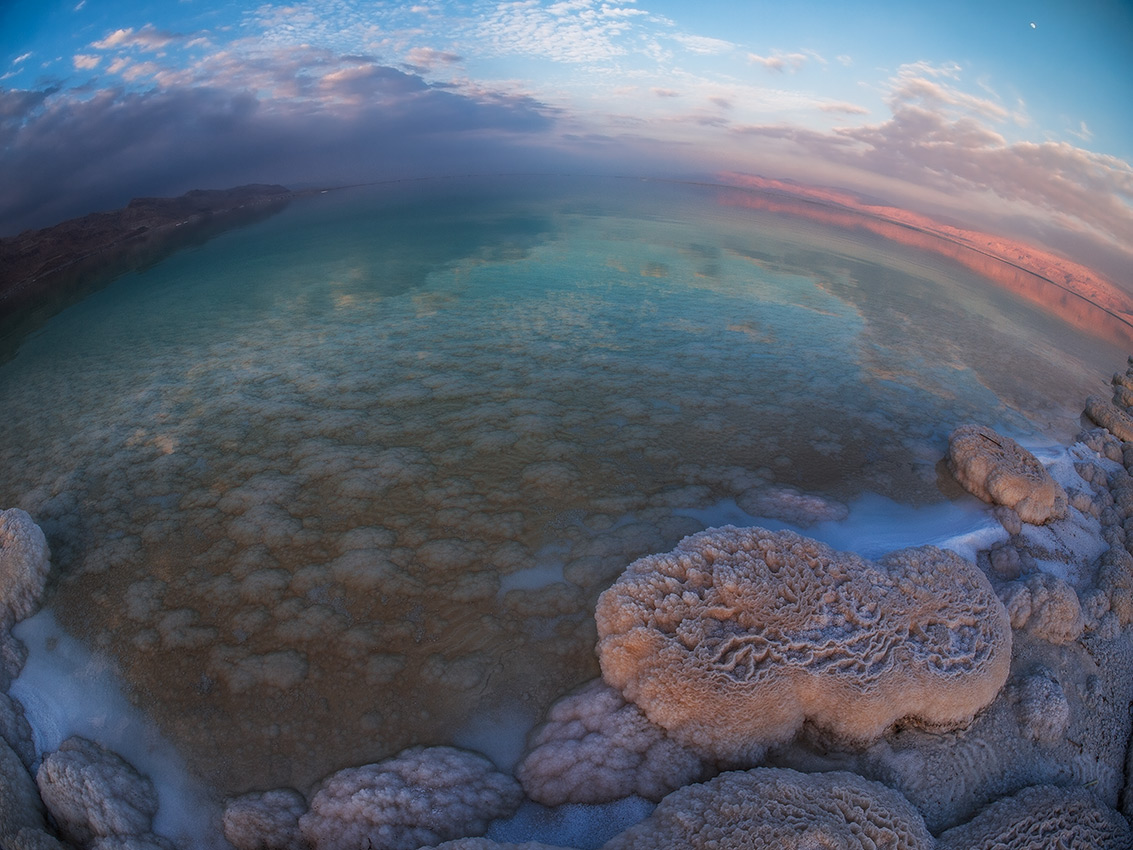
[0,735,47,836]
[1000,573,1084,644]
[1098,545,1133,625]
[0,690,35,769]
[35,737,159,848]
[937,784,1132,850]
[1113,384,1133,410]
[516,678,712,805]
[1086,395,1133,442]
[2,829,70,850]
[299,746,522,850]
[596,526,1012,763]
[1011,668,1070,743]
[947,426,1067,525]
[223,788,307,850]
[0,508,51,628]
[601,768,934,850]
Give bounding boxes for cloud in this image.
[92,25,182,52]
[73,55,101,70]
[1068,120,1093,142]
[405,47,464,71]
[0,59,563,235]
[652,88,680,98]
[12,53,32,66]
[670,33,735,55]
[748,51,808,73]
[819,101,869,115]
[474,0,648,63]
[730,69,1133,250]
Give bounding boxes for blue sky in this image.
[2,0,1131,266]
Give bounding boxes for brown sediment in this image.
[717,173,1133,348]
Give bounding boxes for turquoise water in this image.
[0,177,1120,806]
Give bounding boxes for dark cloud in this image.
[0,63,562,235]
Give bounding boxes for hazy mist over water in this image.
[0,178,1121,810]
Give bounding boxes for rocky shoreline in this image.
[0,185,294,363]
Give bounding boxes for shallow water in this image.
[0,176,1121,807]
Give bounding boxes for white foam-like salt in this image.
[10,610,225,850]
[679,492,1006,562]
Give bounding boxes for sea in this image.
[0,175,1123,847]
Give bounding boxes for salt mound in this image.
[1086,395,1133,442]
[599,768,933,849]
[0,508,51,629]
[35,736,160,848]
[299,746,522,850]
[947,426,1067,525]
[223,788,306,850]
[936,784,1132,850]
[596,526,1011,763]
[516,678,711,805]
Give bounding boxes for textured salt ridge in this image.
[594,526,1012,764]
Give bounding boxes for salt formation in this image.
[516,678,711,804]
[596,526,1011,763]
[223,788,307,850]
[298,746,523,850]
[947,425,1067,524]
[0,507,51,629]
[935,784,1132,849]
[1086,395,1133,442]
[35,736,161,848]
[600,768,934,849]
[0,733,49,838]
[1010,667,1071,743]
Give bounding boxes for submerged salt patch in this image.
[10,610,224,850]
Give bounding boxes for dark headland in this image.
[0,184,294,361]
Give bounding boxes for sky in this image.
[1,0,1131,272]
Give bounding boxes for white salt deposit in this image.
[679,492,1006,562]
[10,610,225,850]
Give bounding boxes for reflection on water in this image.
[0,177,1120,799]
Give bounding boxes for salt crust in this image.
[935,784,1132,850]
[947,426,1067,525]
[298,746,523,850]
[600,768,934,850]
[35,736,160,848]
[223,788,307,850]
[596,526,1011,763]
[0,507,51,628]
[516,678,710,805]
